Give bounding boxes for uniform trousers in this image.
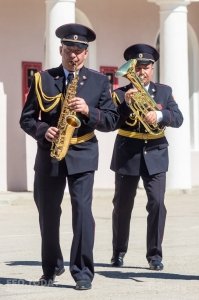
[112,171,167,262]
[34,170,95,282]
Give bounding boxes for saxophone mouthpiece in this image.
[69,61,77,70]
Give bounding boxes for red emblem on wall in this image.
[100,66,118,90]
[22,61,42,105]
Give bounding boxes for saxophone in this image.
[115,59,165,135]
[50,65,81,161]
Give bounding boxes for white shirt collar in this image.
[144,83,150,91]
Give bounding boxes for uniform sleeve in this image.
[159,86,184,128]
[83,76,119,132]
[19,76,49,141]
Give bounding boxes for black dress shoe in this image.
[149,260,164,271]
[111,252,125,267]
[38,266,65,286]
[55,266,65,276]
[75,280,92,290]
[38,274,55,286]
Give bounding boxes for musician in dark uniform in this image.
[110,44,183,270]
[20,23,119,290]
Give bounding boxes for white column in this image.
[149,0,191,189]
[25,0,76,191]
[0,82,7,191]
[45,0,76,68]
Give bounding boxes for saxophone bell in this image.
[66,114,81,128]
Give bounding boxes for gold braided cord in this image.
[112,91,121,106]
[34,72,63,112]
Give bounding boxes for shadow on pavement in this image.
[96,270,199,281]
[5,260,199,283]
[0,277,74,288]
[5,260,69,267]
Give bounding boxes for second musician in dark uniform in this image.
[110,44,183,270]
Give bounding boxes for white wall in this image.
[0,0,45,191]
[0,83,7,191]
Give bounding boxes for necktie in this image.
[67,72,74,84]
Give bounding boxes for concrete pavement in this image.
[0,188,199,300]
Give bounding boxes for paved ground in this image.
[0,187,199,300]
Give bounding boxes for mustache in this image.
[69,61,77,66]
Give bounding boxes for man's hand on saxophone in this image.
[45,127,59,142]
[68,96,89,116]
[45,96,89,142]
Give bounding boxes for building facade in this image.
[0,0,199,191]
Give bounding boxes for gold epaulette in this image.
[112,91,121,107]
[34,72,63,112]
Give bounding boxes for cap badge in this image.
[73,35,78,40]
[139,53,143,58]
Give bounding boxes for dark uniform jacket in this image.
[20,65,119,176]
[110,82,184,175]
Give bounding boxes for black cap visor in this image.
[62,40,88,49]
